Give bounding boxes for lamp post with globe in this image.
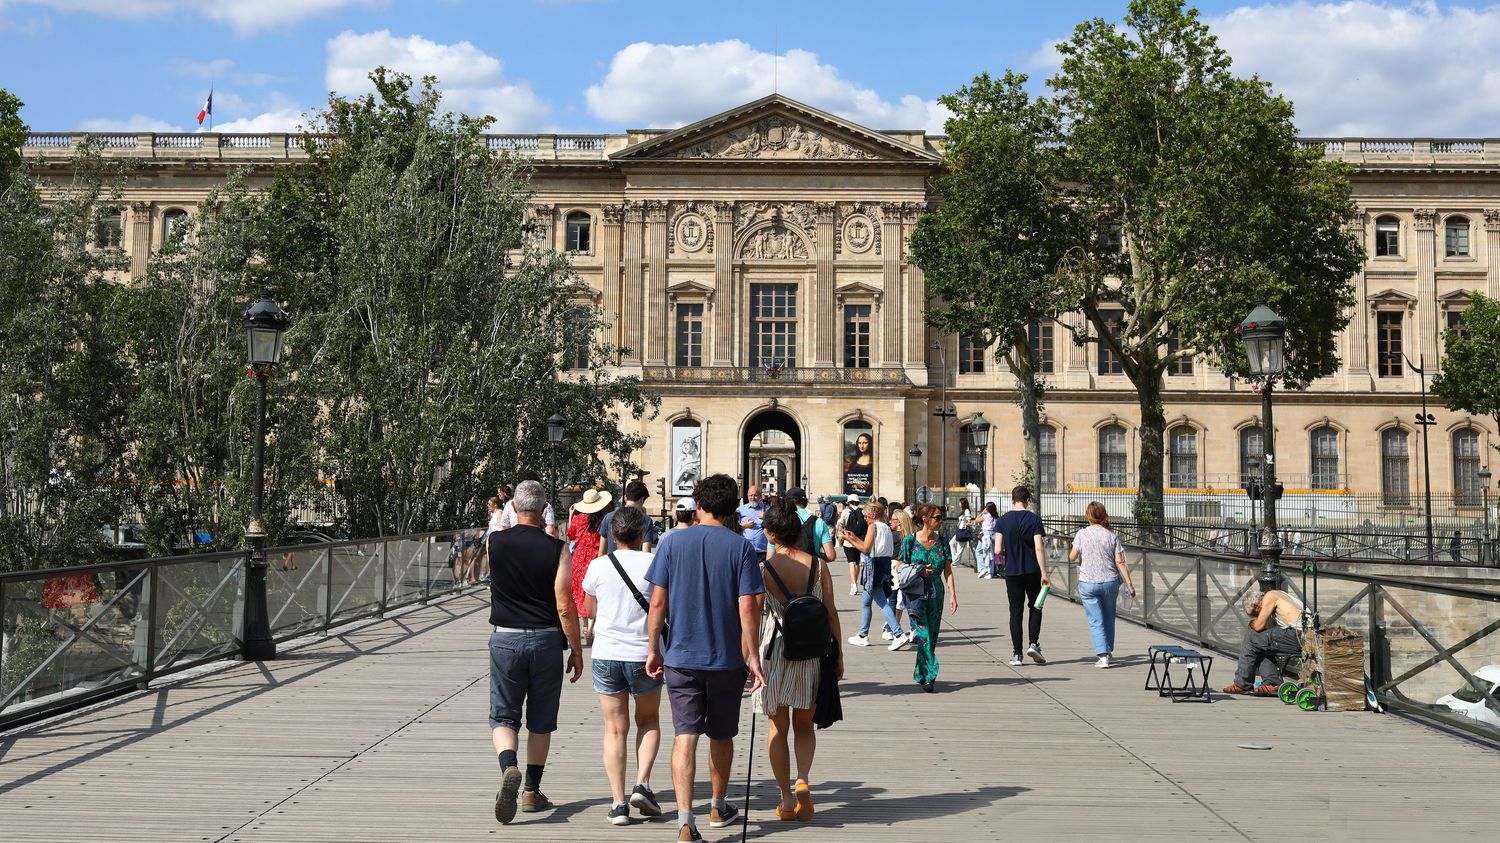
[1240,297,1287,589]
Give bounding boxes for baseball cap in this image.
[846,494,861,504]
[674,497,697,512]
[785,486,808,504]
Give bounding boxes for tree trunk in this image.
[1016,365,1044,517]
[1135,375,1166,541]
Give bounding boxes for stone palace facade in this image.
[21,95,1499,522]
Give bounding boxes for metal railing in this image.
[1036,540,1500,743]
[0,531,475,730]
[642,365,911,385]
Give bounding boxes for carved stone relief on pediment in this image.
[736,202,817,247]
[737,225,809,261]
[675,117,882,160]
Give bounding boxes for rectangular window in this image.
[1038,426,1057,493]
[1377,312,1403,377]
[750,284,798,368]
[1097,309,1124,375]
[1166,324,1194,376]
[561,307,590,370]
[843,304,872,369]
[1027,322,1055,374]
[1446,222,1470,257]
[1169,429,1198,488]
[96,209,122,249]
[1382,430,1410,506]
[1446,308,1469,342]
[674,303,704,367]
[958,334,986,374]
[1098,426,1127,488]
[1310,429,1340,490]
[1454,430,1482,506]
[1375,217,1400,257]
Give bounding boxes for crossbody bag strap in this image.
[607,551,650,613]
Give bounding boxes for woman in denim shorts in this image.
[581,505,665,826]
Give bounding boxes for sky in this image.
[2,1,1499,138]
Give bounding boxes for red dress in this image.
[567,512,602,619]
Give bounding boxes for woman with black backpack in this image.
[752,500,843,823]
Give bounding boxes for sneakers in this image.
[520,789,554,813]
[607,803,630,826]
[1026,643,1047,665]
[1008,653,1024,666]
[848,582,859,596]
[709,801,739,828]
[494,766,523,825]
[677,825,704,842]
[1095,654,1112,669]
[888,633,912,652]
[847,634,870,647]
[629,784,661,817]
[880,629,894,641]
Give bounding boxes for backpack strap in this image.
[761,556,815,600]
[607,551,650,613]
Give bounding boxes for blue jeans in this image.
[1078,579,1121,656]
[977,534,994,576]
[859,557,903,636]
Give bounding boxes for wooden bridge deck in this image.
[2,572,1496,842]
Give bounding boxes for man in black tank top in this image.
[487,480,583,825]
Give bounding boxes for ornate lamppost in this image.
[1241,297,1287,589]
[547,412,566,509]
[907,444,923,504]
[968,412,993,503]
[1479,467,1492,564]
[242,288,290,661]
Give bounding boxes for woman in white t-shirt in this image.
[581,506,664,825]
[1067,501,1137,668]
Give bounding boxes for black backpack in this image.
[795,512,826,560]
[762,556,831,661]
[844,508,867,544]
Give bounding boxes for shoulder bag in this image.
[608,551,669,650]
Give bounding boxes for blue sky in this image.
[3,1,1499,137]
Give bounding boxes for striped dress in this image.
[752,558,823,715]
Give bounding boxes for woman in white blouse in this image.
[1068,501,1137,668]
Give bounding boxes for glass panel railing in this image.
[151,556,242,670]
[1372,580,1500,740]
[267,547,328,639]
[328,543,383,623]
[383,537,429,608]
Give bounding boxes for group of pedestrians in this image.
[484,473,1145,838]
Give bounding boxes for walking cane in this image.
[742,708,756,843]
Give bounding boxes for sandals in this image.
[1253,684,1280,696]
[1222,683,1251,694]
[794,781,814,822]
[775,805,798,822]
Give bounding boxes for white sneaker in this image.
[880,629,894,641]
[1026,643,1047,665]
[849,583,859,596]
[848,634,870,647]
[1008,654,1024,666]
[888,633,912,652]
[1095,654,1112,669]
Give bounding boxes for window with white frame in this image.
[958,334,986,374]
[1098,424,1127,487]
[1240,426,1265,489]
[843,304,872,369]
[1381,429,1410,505]
[1445,216,1470,257]
[1377,311,1404,377]
[1169,426,1198,488]
[1310,427,1340,490]
[1453,428,1483,505]
[1375,215,1400,257]
[750,283,797,367]
[565,211,592,253]
[674,303,704,367]
[162,208,189,242]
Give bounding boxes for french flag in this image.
[197,91,212,126]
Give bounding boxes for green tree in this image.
[1434,293,1500,453]
[0,94,132,570]
[0,88,27,192]
[1046,0,1365,521]
[261,70,652,536]
[910,72,1079,505]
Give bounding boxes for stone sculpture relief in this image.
[837,203,883,256]
[669,201,715,254]
[677,117,880,160]
[736,202,817,246]
[738,225,809,261]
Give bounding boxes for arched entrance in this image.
[743,410,802,500]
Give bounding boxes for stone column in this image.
[712,201,736,366]
[645,201,669,366]
[600,204,624,350]
[880,203,903,367]
[1347,270,1369,373]
[902,203,927,373]
[1485,209,1500,299]
[813,202,836,367]
[128,201,152,278]
[621,202,644,366]
[1413,208,1439,367]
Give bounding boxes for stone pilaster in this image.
[621,202,644,366]
[813,202,836,367]
[1413,208,1439,367]
[880,203,903,367]
[1485,209,1500,299]
[712,201,736,366]
[600,204,624,350]
[128,201,152,278]
[645,201,669,366]
[901,202,927,373]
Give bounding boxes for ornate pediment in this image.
[612,94,939,164]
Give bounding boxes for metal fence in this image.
[0,532,474,730]
[1037,489,1493,532]
[1035,539,1500,743]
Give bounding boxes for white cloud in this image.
[208,108,305,133]
[585,40,952,131]
[15,0,376,34]
[325,30,551,131]
[77,114,181,132]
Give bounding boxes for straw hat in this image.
[574,488,613,514]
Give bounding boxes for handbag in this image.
[954,526,973,542]
[608,552,670,650]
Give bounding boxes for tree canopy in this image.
[1434,293,1500,449]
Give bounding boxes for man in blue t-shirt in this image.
[735,485,768,559]
[996,485,1051,667]
[599,480,661,554]
[645,474,765,838]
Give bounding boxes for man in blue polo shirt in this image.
[735,485,768,559]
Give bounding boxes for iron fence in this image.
[0,531,474,730]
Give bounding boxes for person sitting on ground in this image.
[1223,588,1304,696]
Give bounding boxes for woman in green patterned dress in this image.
[898,504,959,692]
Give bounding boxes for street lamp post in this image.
[1241,297,1287,589]
[1479,467,1492,564]
[547,412,566,509]
[931,340,955,512]
[907,444,923,504]
[242,288,290,662]
[968,412,993,506]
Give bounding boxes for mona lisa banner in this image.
[842,424,874,496]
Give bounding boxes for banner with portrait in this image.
[842,422,874,496]
[671,422,702,496]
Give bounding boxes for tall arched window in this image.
[565,211,592,252]
[1453,428,1482,505]
[1381,429,1410,505]
[1375,215,1400,257]
[1037,425,1057,493]
[1098,424,1127,488]
[1310,427,1340,490]
[1168,426,1197,488]
[1239,426,1265,489]
[1445,215,1471,257]
[162,208,189,241]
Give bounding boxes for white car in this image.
[1436,665,1500,728]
